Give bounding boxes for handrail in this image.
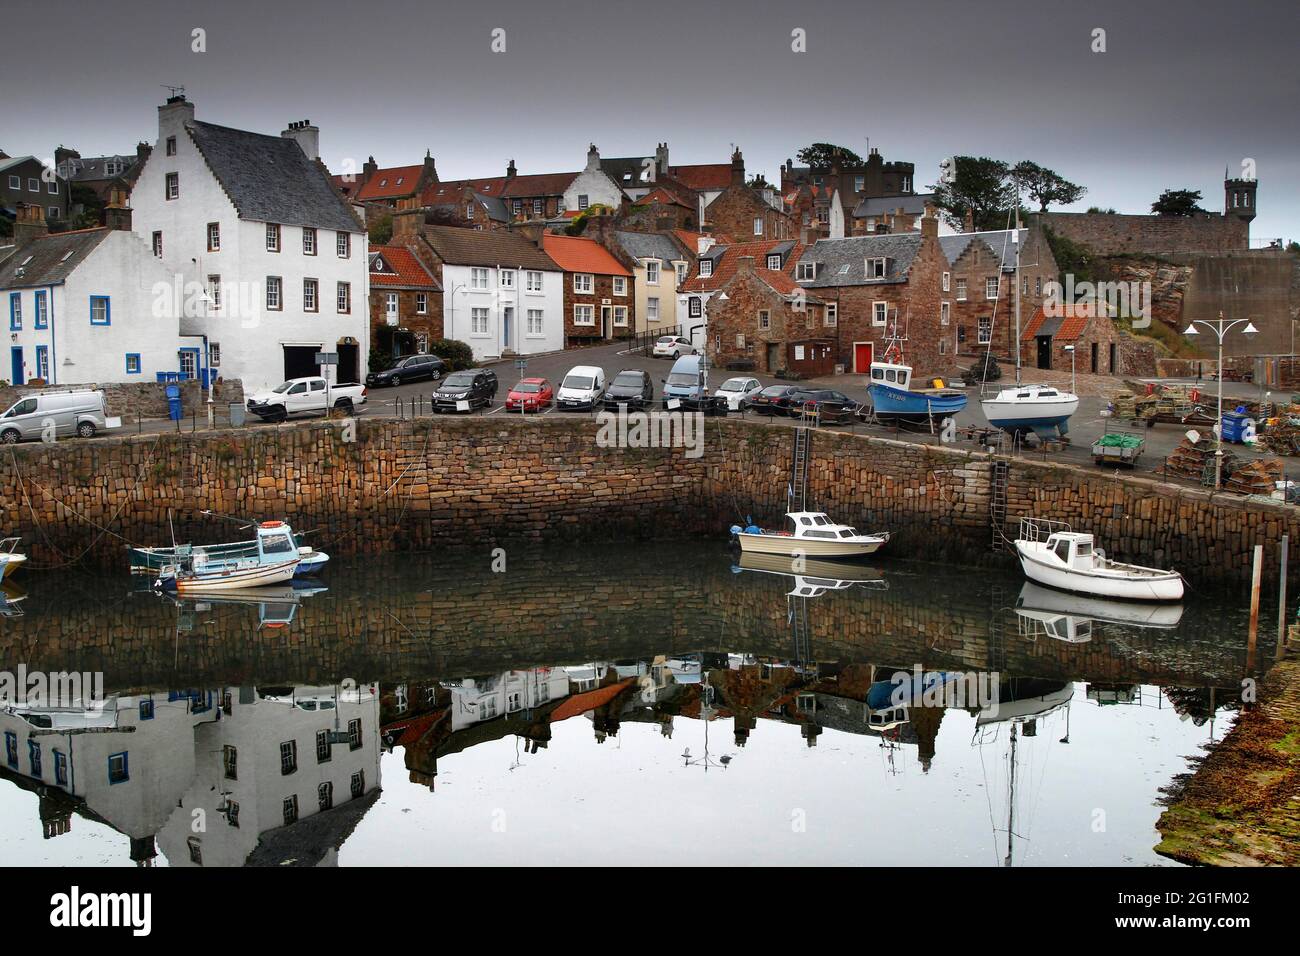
[1017,516,1073,543]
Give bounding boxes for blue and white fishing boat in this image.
[132,513,329,579]
[867,333,967,423]
[154,521,301,593]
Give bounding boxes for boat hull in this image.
[0,555,25,579]
[735,532,888,558]
[1015,543,1183,601]
[980,395,1079,438]
[869,383,967,421]
[162,558,300,594]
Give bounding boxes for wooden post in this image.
[1247,543,1263,674]
[1279,534,1290,662]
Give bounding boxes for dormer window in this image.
[700,260,713,278]
[865,257,887,279]
[796,261,816,281]
[379,178,388,187]
[767,255,782,270]
[395,177,403,186]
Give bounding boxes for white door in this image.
[386,293,398,326]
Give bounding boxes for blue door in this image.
[9,347,22,386]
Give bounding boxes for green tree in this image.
[369,213,393,245]
[1011,161,1086,212]
[796,143,865,168]
[931,156,1013,232]
[1151,189,1206,216]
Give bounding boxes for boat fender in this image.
[729,525,743,537]
[745,525,761,535]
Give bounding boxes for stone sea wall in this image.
[0,416,1295,590]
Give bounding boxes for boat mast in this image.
[1004,721,1018,867]
[1013,198,1022,386]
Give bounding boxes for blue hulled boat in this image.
[867,338,967,423]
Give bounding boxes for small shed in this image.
[787,339,836,378]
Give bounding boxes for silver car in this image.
[0,389,114,443]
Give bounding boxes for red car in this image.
[505,377,553,412]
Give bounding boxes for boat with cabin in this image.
[1013,518,1184,602]
[867,329,967,423]
[730,512,890,559]
[131,513,328,578]
[154,521,302,593]
[0,537,26,579]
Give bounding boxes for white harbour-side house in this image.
[562,145,626,213]
[130,95,370,392]
[1,202,184,386]
[417,225,564,360]
[445,669,571,731]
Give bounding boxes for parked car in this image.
[716,376,763,412]
[556,366,606,411]
[603,369,654,410]
[246,377,367,422]
[0,388,117,443]
[432,368,498,412]
[505,377,553,412]
[747,384,801,416]
[652,335,696,359]
[783,388,859,425]
[366,354,445,388]
[661,354,725,414]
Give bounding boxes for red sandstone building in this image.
[541,233,635,346]
[368,244,443,359]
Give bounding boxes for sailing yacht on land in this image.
[977,210,1078,440]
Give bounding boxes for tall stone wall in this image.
[1041,211,1248,256]
[1,417,1295,590]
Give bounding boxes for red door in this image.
[854,342,873,373]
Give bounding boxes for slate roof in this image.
[614,230,684,265]
[853,192,934,218]
[938,229,1025,274]
[185,120,361,233]
[795,233,923,288]
[0,228,109,290]
[369,244,441,290]
[420,224,558,270]
[542,234,631,276]
[600,156,655,190]
[0,156,35,174]
[62,155,139,184]
[422,177,508,205]
[472,191,509,223]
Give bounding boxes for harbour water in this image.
[0,543,1268,867]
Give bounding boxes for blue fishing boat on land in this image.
[867,334,967,423]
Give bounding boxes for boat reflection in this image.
[152,583,328,631]
[0,580,26,618]
[733,551,888,596]
[1014,581,1185,643]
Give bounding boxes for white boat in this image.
[1013,519,1183,602]
[155,521,301,594]
[980,383,1080,440]
[731,512,890,559]
[733,551,888,593]
[0,537,27,579]
[1015,581,1184,631]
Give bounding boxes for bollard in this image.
[1248,543,1263,675]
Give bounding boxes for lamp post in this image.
[1183,311,1259,490]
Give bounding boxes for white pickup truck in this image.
[246,377,367,422]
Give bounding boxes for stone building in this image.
[541,232,635,345]
[794,208,947,375]
[780,147,917,225]
[703,150,792,242]
[678,238,806,345]
[1019,303,1122,376]
[704,255,828,375]
[368,244,443,359]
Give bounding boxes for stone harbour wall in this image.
[1,415,1296,590]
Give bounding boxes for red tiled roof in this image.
[550,679,635,723]
[501,171,578,198]
[1021,302,1107,341]
[755,267,815,299]
[422,177,509,205]
[370,244,441,290]
[541,234,632,276]
[672,229,705,253]
[680,240,806,293]
[381,710,446,747]
[636,186,692,209]
[356,165,425,201]
[669,163,732,191]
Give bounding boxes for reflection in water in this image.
[0,544,1262,866]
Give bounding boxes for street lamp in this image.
[1183,312,1259,489]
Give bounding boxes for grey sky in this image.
[4,0,1297,241]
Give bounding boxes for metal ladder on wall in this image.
[990,460,1010,551]
[790,594,811,671]
[789,427,812,513]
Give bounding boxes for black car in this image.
[367,354,446,388]
[747,384,801,415]
[782,388,859,424]
[602,369,654,410]
[432,368,498,412]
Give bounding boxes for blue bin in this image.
[166,384,183,421]
[1221,411,1251,443]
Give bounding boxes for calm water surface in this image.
[0,543,1265,867]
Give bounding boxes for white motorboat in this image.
[155,521,301,594]
[0,537,27,579]
[980,383,1080,440]
[731,511,890,559]
[1013,519,1184,602]
[1015,581,1184,631]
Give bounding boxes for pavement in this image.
[91,341,1298,486]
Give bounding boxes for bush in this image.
[429,339,475,371]
[964,355,1002,385]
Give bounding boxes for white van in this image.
[0,389,116,444]
[556,365,606,411]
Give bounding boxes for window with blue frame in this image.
[4,732,17,768]
[139,698,154,720]
[8,292,20,331]
[125,353,142,375]
[90,295,110,326]
[35,345,49,381]
[28,740,41,777]
[34,290,48,329]
[108,751,129,784]
[54,750,68,786]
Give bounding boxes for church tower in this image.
[1224,170,1257,223]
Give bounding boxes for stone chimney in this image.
[736,255,755,275]
[921,203,938,240]
[962,208,974,233]
[515,220,547,250]
[506,158,517,181]
[655,142,670,178]
[13,203,48,248]
[158,94,195,144]
[392,206,422,241]
[364,156,378,180]
[281,119,320,161]
[136,141,152,165]
[585,143,601,172]
[730,148,745,186]
[102,186,132,231]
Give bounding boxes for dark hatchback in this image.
[747,384,801,415]
[602,369,654,410]
[432,369,499,412]
[366,354,446,388]
[782,388,859,424]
